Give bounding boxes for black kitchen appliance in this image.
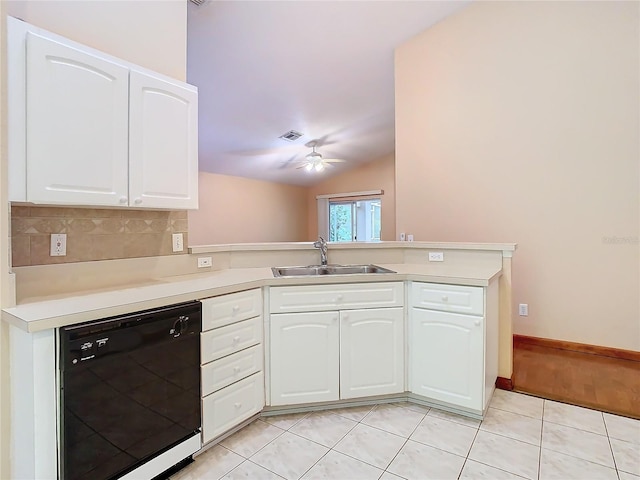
[60,301,202,480]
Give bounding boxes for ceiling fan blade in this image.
[278,154,301,169]
[323,158,346,163]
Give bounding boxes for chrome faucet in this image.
[313,236,328,265]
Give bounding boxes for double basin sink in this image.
[272,264,396,278]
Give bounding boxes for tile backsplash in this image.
[11,206,188,266]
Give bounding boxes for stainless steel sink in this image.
[272,264,396,277]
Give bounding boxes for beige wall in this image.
[1,1,187,475]
[5,0,186,80]
[396,1,640,350]
[306,154,396,241]
[189,172,309,244]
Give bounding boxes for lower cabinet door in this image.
[340,307,405,399]
[270,311,339,406]
[202,372,264,444]
[410,308,484,411]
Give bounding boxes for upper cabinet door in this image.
[25,32,130,206]
[129,70,199,209]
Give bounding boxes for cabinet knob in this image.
[234,366,241,374]
[474,320,481,326]
[234,402,242,409]
[232,305,240,314]
[335,294,343,302]
[233,336,240,343]
[442,296,449,302]
[119,197,127,204]
[134,198,142,205]
[342,314,349,321]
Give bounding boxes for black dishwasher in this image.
[60,301,202,480]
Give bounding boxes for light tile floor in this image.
[172,390,640,480]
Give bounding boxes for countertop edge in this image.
[189,241,518,254]
[3,266,502,333]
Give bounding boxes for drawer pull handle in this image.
[234,366,241,373]
[233,336,241,343]
[335,294,344,302]
[234,402,242,409]
[442,296,449,302]
[232,305,240,314]
[474,320,481,326]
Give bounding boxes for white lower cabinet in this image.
[340,307,404,399]
[202,372,264,444]
[200,290,265,445]
[409,281,498,414]
[270,311,340,405]
[268,283,405,407]
[410,308,483,410]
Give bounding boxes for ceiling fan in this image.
[296,141,345,172]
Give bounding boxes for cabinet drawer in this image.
[201,316,262,364]
[202,344,263,397]
[270,282,404,313]
[202,289,262,331]
[411,282,484,315]
[202,372,264,444]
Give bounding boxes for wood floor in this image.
[513,338,640,419]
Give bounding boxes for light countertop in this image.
[2,263,502,333]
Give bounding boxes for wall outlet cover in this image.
[428,252,444,262]
[172,233,184,252]
[50,233,67,256]
[407,234,414,242]
[197,257,212,268]
[519,304,529,316]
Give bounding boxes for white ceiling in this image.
[187,1,470,186]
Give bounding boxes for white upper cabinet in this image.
[25,32,130,206]
[129,70,198,209]
[8,17,199,209]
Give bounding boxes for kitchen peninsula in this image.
[3,241,515,480]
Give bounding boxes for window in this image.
[329,199,381,242]
[317,190,383,242]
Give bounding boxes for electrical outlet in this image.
[519,304,529,316]
[172,233,184,252]
[50,234,67,256]
[197,257,212,268]
[407,234,414,242]
[428,252,444,262]
[399,232,406,241]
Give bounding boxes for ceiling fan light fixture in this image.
[305,163,313,172]
[314,162,324,172]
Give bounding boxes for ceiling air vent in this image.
[279,130,304,142]
[189,0,207,5]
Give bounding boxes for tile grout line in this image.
[602,411,622,479]
[286,410,364,479]
[456,425,481,480]
[379,408,429,476]
[538,399,545,480]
